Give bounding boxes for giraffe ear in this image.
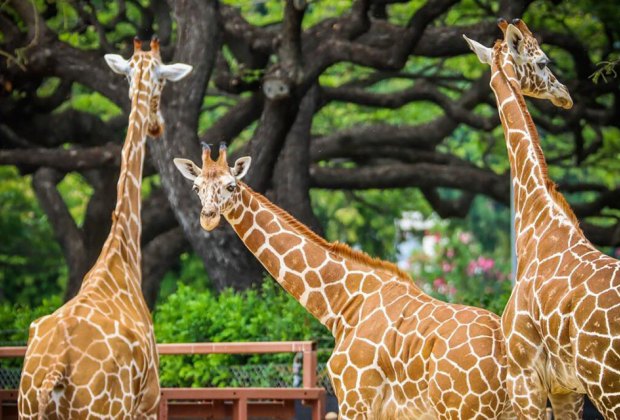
[505,24,526,59]
[231,157,251,180]
[463,35,492,65]
[173,158,201,181]
[158,63,193,82]
[104,54,130,75]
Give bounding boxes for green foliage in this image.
[156,252,213,304]
[0,168,65,305]
[407,221,512,315]
[590,59,620,84]
[0,296,62,346]
[311,188,432,261]
[154,280,332,387]
[0,296,62,369]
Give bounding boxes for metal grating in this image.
[0,364,335,394]
[0,368,21,389]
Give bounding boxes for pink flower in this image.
[433,278,448,295]
[467,256,496,276]
[441,262,454,273]
[458,232,472,244]
[446,248,455,259]
[478,256,495,272]
[447,285,457,297]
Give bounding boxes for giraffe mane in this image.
[492,42,584,233]
[242,183,417,285]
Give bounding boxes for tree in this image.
[1,0,619,307]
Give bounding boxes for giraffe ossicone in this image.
[466,18,620,419]
[174,145,516,419]
[18,36,192,419]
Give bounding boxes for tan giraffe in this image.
[465,18,620,419]
[172,143,515,419]
[18,37,192,419]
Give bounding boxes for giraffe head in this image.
[173,143,251,231]
[104,37,192,137]
[463,18,572,109]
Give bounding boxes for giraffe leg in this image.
[547,392,583,420]
[507,369,548,420]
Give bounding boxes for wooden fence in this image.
[0,341,326,420]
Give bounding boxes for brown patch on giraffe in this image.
[468,368,488,394]
[233,209,254,237]
[350,339,376,367]
[346,272,363,292]
[329,353,347,376]
[283,271,305,297]
[305,270,321,288]
[537,254,561,279]
[406,356,425,381]
[360,369,384,387]
[361,275,381,294]
[270,232,302,254]
[258,248,280,276]
[306,291,328,316]
[325,283,347,309]
[319,261,345,283]
[359,293,381,319]
[342,366,359,392]
[403,380,418,399]
[357,313,388,342]
[283,249,305,271]
[393,385,407,404]
[462,394,481,418]
[256,210,277,233]
[385,329,404,353]
[304,244,324,268]
[598,292,618,310]
[377,345,397,381]
[576,356,602,380]
[245,228,266,253]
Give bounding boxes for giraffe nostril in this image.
[204,211,216,219]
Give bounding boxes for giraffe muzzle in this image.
[201,211,221,231]
[552,91,573,110]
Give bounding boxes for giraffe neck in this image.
[224,184,419,334]
[490,44,587,271]
[81,79,149,292]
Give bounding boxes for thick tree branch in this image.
[31,168,88,301]
[311,163,509,203]
[199,94,263,146]
[0,144,121,171]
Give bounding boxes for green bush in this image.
[408,224,513,315]
[0,296,62,369]
[154,279,333,387]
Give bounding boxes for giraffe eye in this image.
[192,185,199,193]
[537,59,550,70]
[226,184,236,192]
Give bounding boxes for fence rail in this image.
[0,341,327,420]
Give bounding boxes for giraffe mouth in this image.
[553,96,573,110]
[200,213,221,231]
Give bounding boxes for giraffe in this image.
[18,37,192,419]
[465,18,620,419]
[172,143,515,419]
